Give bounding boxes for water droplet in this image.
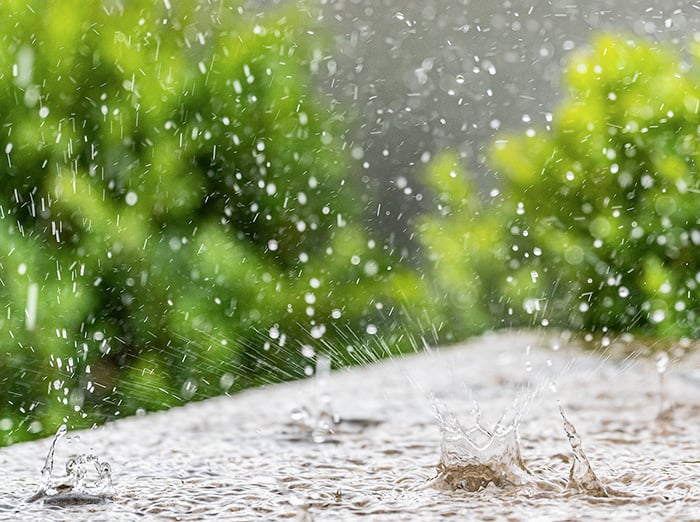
[651,309,666,323]
[655,352,669,375]
[310,324,326,339]
[350,146,364,160]
[559,406,609,497]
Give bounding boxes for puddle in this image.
[0,331,698,520]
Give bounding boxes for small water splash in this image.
[655,351,670,419]
[275,478,313,521]
[289,402,341,444]
[28,424,113,505]
[40,424,67,492]
[289,354,341,443]
[428,399,530,492]
[559,406,609,497]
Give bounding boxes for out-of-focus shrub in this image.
[416,152,508,341]
[491,35,700,338]
[0,0,431,445]
[420,34,700,340]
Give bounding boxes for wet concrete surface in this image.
[0,330,698,520]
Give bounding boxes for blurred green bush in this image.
[416,152,507,340]
[0,0,430,445]
[419,35,700,341]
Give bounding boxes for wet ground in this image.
[0,330,698,520]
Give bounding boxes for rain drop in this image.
[125,191,138,206]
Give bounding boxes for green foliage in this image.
[492,35,700,337]
[420,34,700,340]
[7,11,695,449]
[416,153,506,341]
[0,0,430,445]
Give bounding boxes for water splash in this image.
[655,351,670,418]
[559,406,609,497]
[40,424,67,492]
[275,478,313,521]
[428,399,530,492]
[429,398,623,497]
[289,354,341,443]
[289,402,341,444]
[28,424,113,505]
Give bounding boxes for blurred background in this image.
[1,0,700,445]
